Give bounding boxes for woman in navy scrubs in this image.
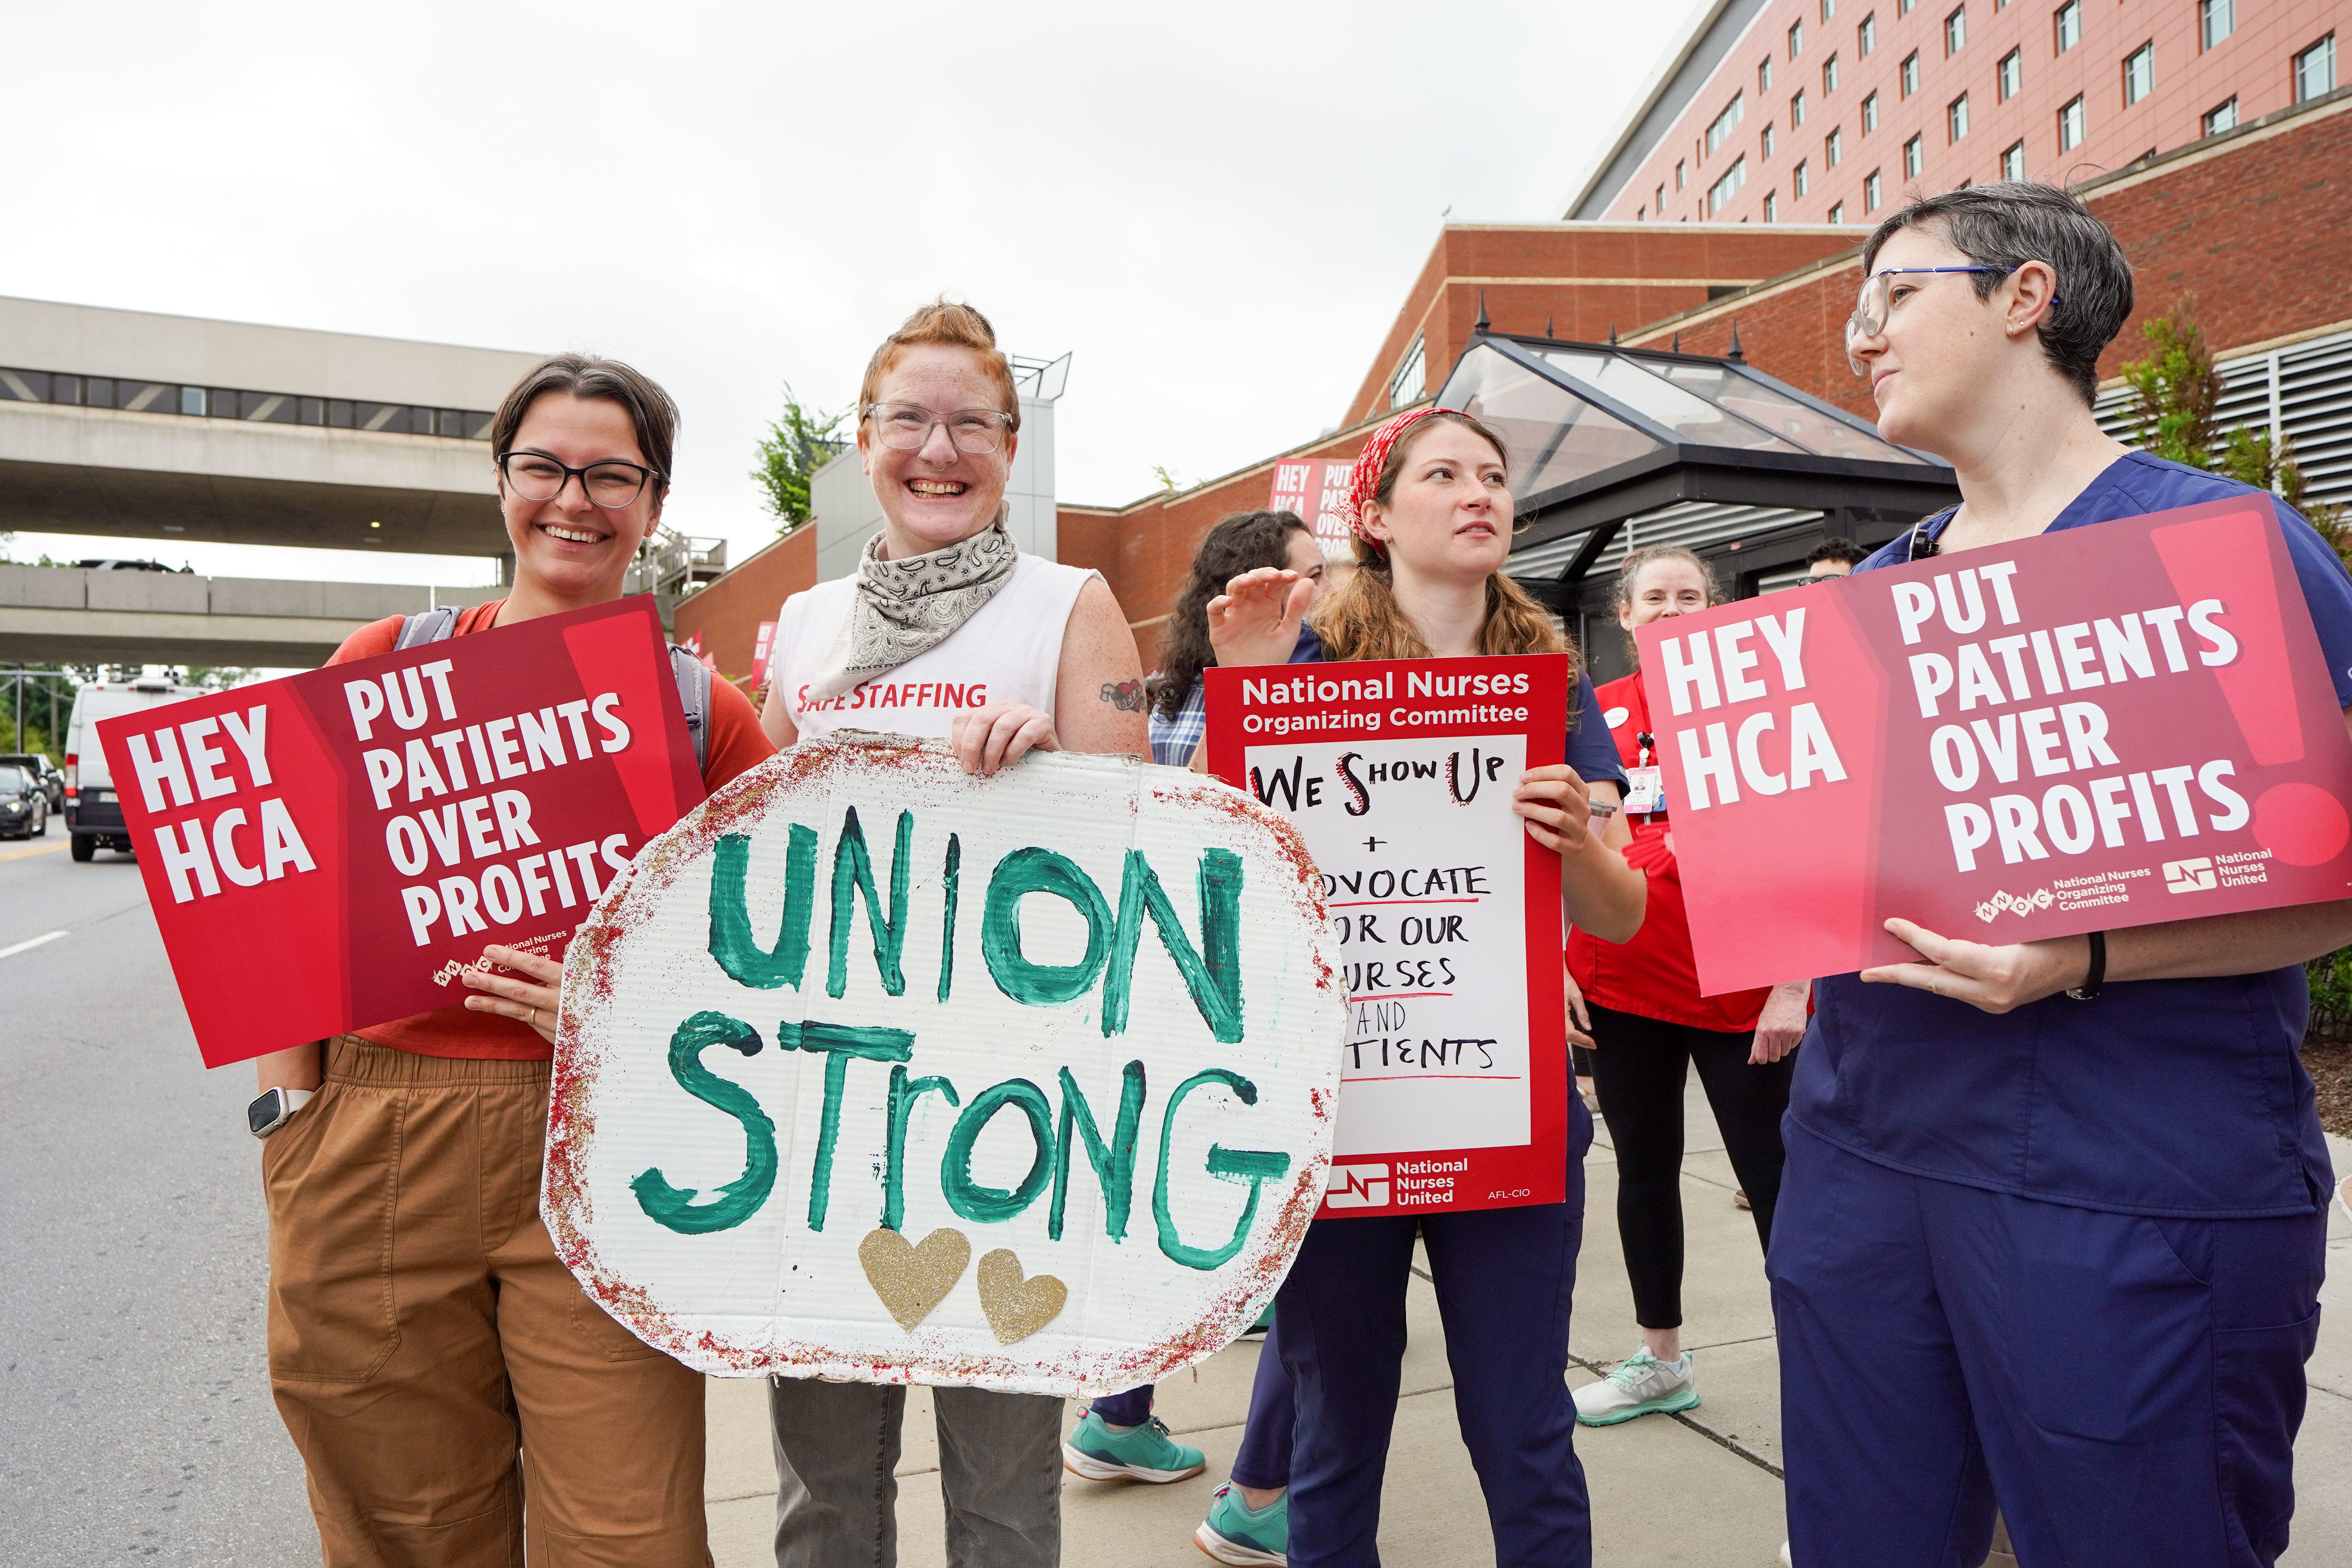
[1209,407,1644,1567]
[1780,182,2350,1566]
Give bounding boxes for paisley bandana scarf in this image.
[1338,406,1445,551]
[808,518,1020,699]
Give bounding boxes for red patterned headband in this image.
[1339,407,1446,544]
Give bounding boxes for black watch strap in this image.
[2065,930,2106,1001]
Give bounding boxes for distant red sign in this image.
[1639,499,2352,994]
[751,620,778,688]
[1268,459,1357,554]
[96,599,704,1067]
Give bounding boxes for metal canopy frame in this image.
[1434,331,1960,601]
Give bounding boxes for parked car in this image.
[64,677,205,861]
[0,753,66,812]
[0,764,47,840]
[71,558,191,573]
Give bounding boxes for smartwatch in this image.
[248,1087,315,1139]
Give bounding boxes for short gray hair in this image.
[1860,181,2132,405]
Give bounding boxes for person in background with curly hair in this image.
[1145,508,1328,768]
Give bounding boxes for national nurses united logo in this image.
[1323,1162,1390,1208]
[2165,857,2219,892]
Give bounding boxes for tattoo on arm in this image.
[1100,679,1147,712]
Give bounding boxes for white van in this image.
[65,677,205,862]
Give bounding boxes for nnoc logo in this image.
[2164,857,2219,893]
[1973,887,2054,923]
[1324,1162,1391,1208]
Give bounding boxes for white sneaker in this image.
[1572,1347,1699,1426]
[1779,1542,1793,1567]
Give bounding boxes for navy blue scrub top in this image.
[1292,627,1629,795]
[1796,452,2348,1218]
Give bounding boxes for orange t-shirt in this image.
[328,600,776,1059]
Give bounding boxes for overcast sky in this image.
[3,0,1691,587]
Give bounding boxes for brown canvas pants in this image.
[264,1037,711,1567]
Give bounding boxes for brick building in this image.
[678,81,2352,691]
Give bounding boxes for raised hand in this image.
[1206,566,1314,669]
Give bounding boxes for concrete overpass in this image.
[0,564,502,668]
[0,296,544,558]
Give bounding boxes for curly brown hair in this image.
[1154,509,1313,719]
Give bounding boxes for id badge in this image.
[1622,766,1665,815]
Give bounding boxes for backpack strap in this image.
[668,645,711,775]
[394,606,460,650]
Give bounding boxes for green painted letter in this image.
[940,1078,1056,1224]
[980,847,1113,1006]
[1153,1068,1292,1270]
[1051,1061,1145,1241]
[828,807,913,998]
[1103,848,1244,1042]
[791,1020,914,1231]
[631,1011,776,1234]
[884,1064,960,1232]
[707,826,818,989]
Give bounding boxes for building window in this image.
[1761,55,1774,91]
[1389,336,1426,407]
[1790,19,1804,56]
[2123,43,2154,106]
[1765,189,1779,221]
[1825,53,1841,93]
[1900,0,1914,11]
[2204,97,2239,134]
[2055,0,2080,54]
[2002,140,2026,178]
[1860,12,1877,55]
[1999,47,2022,100]
[1763,120,1778,157]
[1863,90,1880,132]
[2058,93,2086,150]
[1822,0,1836,17]
[1905,132,1925,176]
[1945,5,1966,54]
[1708,92,1746,154]
[1949,93,1970,140]
[1795,158,1812,195]
[1676,158,1687,190]
[1828,126,1845,165]
[1830,200,1847,223]
[1865,168,1885,210]
[1901,50,1921,96]
[1709,156,1750,215]
[1793,88,1808,126]
[2200,0,2234,51]
[2296,34,2336,102]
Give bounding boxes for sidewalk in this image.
[701,1086,2352,1566]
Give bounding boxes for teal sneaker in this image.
[1195,1482,1287,1565]
[1061,1410,1206,1483]
[1572,1347,1700,1426]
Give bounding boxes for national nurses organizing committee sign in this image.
[1639,499,2352,995]
[1205,654,1570,1218]
[544,738,1345,1397]
[94,599,702,1067]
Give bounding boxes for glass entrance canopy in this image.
[1432,332,1958,596]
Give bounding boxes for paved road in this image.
[0,837,315,1565]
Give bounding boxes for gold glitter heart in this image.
[858,1227,971,1332]
[976,1249,1067,1345]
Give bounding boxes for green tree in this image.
[751,383,849,532]
[2120,303,2219,467]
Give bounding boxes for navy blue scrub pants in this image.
[1771,1123,2328,1568]
[1275,1098,1593,1568]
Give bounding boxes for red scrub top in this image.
[1566,670,1772,1033]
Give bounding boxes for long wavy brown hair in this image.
[1155,509,1314,718]
[1311,410,1571,666]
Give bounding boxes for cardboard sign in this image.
[543,737,1346,1396]
[96,599,702,1067]
[1268,459,1358,557]
[1204,654,1570,1217]
[1639,500,2352,994]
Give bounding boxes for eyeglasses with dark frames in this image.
[496,451,663,509]
[864,403,1014,455]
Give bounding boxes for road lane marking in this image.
[0,929,69,961]
[0,839,71,863]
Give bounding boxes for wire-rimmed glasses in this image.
[496,451,662,508]
[1845,266,2017,374]
[865,403,1014,454]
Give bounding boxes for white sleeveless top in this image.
[773,553,1098,742]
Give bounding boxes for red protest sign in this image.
[96,599,704,1067]
[1267,459,1356,556]
[750,619,778,689]
[1205,653,1569,1217]
[1640,500,2352,995]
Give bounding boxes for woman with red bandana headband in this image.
[1207,406,1644,1568]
